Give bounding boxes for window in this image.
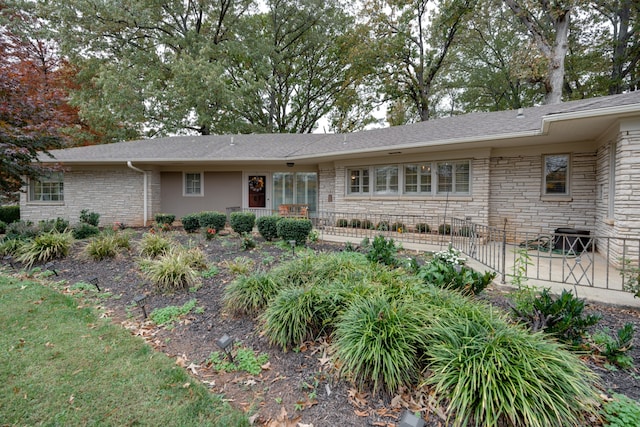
[348,168,369,194]
[184,172,203,196]
[404,164,431,193]
[374,165,398,194]
[272,172,318,213]
[544,154,569,195]
[29,172,64,202]
[436,161,469,194]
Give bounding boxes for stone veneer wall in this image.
[20,167,151,226]
[322,157,491,228]
[488,150,597,241]
[613,125,640,262]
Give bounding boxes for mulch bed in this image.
[10,228,640,426]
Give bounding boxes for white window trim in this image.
[183,172,204,197]
[436,161,470,195]
[542,154,570,197]
[347,168,370,195]
[28,172,64,203]
[374,165,399,195]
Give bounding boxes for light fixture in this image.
[230,136,235,146]
[288,240,296,255]
[44,262,58,276]
[286,162,295,167]
[454,264,462,273]
[216,334,234,362]
[517,108,524,118]
[3,255,14,269]
[133,294,148,319]
[399,410,425,427]
[89,276,100,291]
[388,151,402,155]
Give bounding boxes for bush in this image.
[0,220,5,234]
[72,223,100,240]
[333,293,428,395]
[240,233,256,251]
[591,323,635,369]
[276,218,313,246]
[438,223,451,235]
[457,225,473,237]
[425,311,600,427]
[349,218,362,228]
[418,260,495,295]
[230,212,256,234]
[38,217,69,233]
[0,238,24,256]
[360,219,374,229]
[376,220,390,231]
[16,231,74,268]
[197,211,227,232]
[138,232,172,258]
[256,215,280,241]
[391,222,405,232]
[336,218,349,227]
[84,231,131,261]
[223,272,283,316]
[154,213,176,227]
[0,205,19,224]
[181,213,201,233]
[79,209,100,227]
[364,235,399,267]
[511,288,601,346]
[6,220,38,240]
[142,249,200,293]
[414,223,430,233]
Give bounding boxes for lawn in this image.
[0,274,248,427]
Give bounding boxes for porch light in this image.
[289,240,296,255]
[399,410,425,427]
[216,334,234,362]
[133,294,148,319]
[89,276,100,291]
[286,162,295,167]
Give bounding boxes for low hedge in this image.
[197,211,227,232]
[0,206,20,224]
[276,218,313,246]
[256,215,280,241]
[230,212,256,234]
[181,214,201,233]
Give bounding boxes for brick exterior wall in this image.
[20,166,151,227]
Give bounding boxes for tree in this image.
[361,0,477,123]
[503,0,580,104]
[0,5,81,199]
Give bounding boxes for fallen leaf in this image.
[297,423,314,427]
[68,395,74,404]
[261,361,271,370]
[182,382,191,388]
[187,362,200,375]
[354,409,369,417]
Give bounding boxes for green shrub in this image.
[438,223,451,235]
[457,225,474,237]
[361,219,374,229]
[333,293,428,395]
[72,223,100,240]
[230,212,256,234]
[181,213,201,233]
[601,393,640,427]
[418,260,495,295]
[197,211,227,232]
[150,299,198,328]
[6,220,38,240]
[16,231,74,268]
[276,218,312,246]
[414,223,430,233]
[364,235,399,267]
[0,205,19,224]
[256,215,280,241]
[142,249,200,293]
[336,218,349,227]
[591,323,635,369]
[240,233,256,251]
[154,213,176,226]
[208,346,269,376]
[425,311,600,427]
[349,218,362,228]
[38,217,70,233]
[376,220,390,231]
[391,222,405,232]
[223,272,283,316]
[138,232,172,258]
[79,209,100,226]
[511,288,601,346]
[0,220,5,234]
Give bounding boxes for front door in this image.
[245,173,270,213]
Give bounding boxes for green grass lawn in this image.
[0,273,248,426]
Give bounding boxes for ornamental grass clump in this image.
[16,231,74,268]
[424,303,601,427]
[139,232,172,258]
[223,272,282,316]
[85,230,132,260]
[143,249,199,293]
[332,292,428,395]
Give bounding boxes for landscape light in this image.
[3,255,14,269]
[398,410,425,427]
[288,240,296,255]
[88,276,100,291]
[133,294,148,319]
[216,334,234,363]
[44,262,58,276]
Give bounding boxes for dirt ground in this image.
[10,228,640,427]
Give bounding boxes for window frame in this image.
[347,168,370,195]
[183,172,204,197]
[543,154,570,196]
[435,161,470,195]
[29,172,64,202]
[374,165,399,195]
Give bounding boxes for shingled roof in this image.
[43,91,640,164]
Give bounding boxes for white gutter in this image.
[127,161,148,226]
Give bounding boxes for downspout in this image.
[127,161,148,226]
